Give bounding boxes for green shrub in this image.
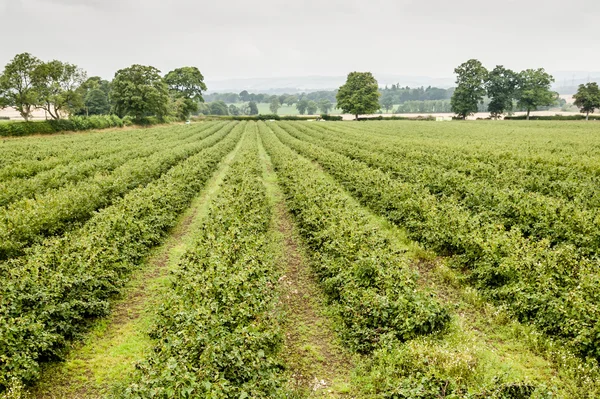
[321,114,343,121]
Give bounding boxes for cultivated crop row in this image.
[123,124,286,398]
[259,122,449,353]
[0,122,235,260]
[306,122,600,209]
[0,122,226,207]
[272,122,600,361]
[0,122,243,391]
[0,123,199,180]
[282,122,600,258]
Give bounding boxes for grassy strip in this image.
[121,123,287,398]
[0,123,244,393]
[257,134,355,397]
[0,122,235,261]
[258,121,449,354]
[270,121,600,363]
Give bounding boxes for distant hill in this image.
[205,71,600,95]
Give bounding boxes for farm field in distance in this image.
[2,120,600,398]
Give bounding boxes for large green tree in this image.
[32,60,87,119]
[307,100,318,115]
[318,99,333,114]
[110,64,169,120]
[269,97,280,114]
[516,69,556,120]
[573,82,600,120]
[248,101,259,115]
[336,71,380,120]
[208,100,229,115]
[486,65,519,119]
[164,67,207,119]
[76,76,111,115]
[0,53,42,121]
[380,93,394,113]
[450,59,488,119]
[296,99,308,115]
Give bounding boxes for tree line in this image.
[451,59,557,119]
[0,53,207,122]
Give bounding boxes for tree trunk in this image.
[526,109,530,120]
[586,112,589,121]
[355,114,358,121]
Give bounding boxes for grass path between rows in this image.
[258,135,355,398]
[29,133,246,399]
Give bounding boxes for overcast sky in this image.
[1,0,598,85]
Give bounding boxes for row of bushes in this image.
[260,122,449,353]
[0,115,182,137]
[193,114,323,122]
[357,115,435,121]
[0,123,234,261]
[274,122,600,361]
[0,124,244,392]
[504,114,600,121]
[124,125,286,398]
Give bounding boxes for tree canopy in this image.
[0,53,42,121]
[336,72,380,120]
[318,99,333,114]
[32,60,87,120]
[450,59,488,119]
[516,69,556,120]
[573,82,600,120]
[164,67,206,101]
[269,97,280,114]
[110,64,169,121]
[486,65,519,118]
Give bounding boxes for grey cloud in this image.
[0,0,598,86]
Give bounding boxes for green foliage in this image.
[248,101,259,115]
[317,99,333,114]
[296,99,308,115]
[516,69,556,119]
[0,115,124,137]
[123,125,286,398]
[486,65,519,118]
[451,59,488,119]
[336,71,380,119]
[208,100,230,115]
[164,67,206,119]
[320,114,343,121]
[0,53,43,121]
[75,76,111,116]
[260,122,449,353]
[380,93,394,112]
[32,60,87,119]
[0,123,242,392]
[276,120,600,361]
[306,100,318,115]
[0,123,233,260]
[269,97,281,114]
[110,64,170,121]
[164,66,206,101]
[573,82,600,120]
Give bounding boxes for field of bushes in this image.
[1,120,600,398]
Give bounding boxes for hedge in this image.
[504,114,600,121]
[193,114,317,121]
[0,115,181,137]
